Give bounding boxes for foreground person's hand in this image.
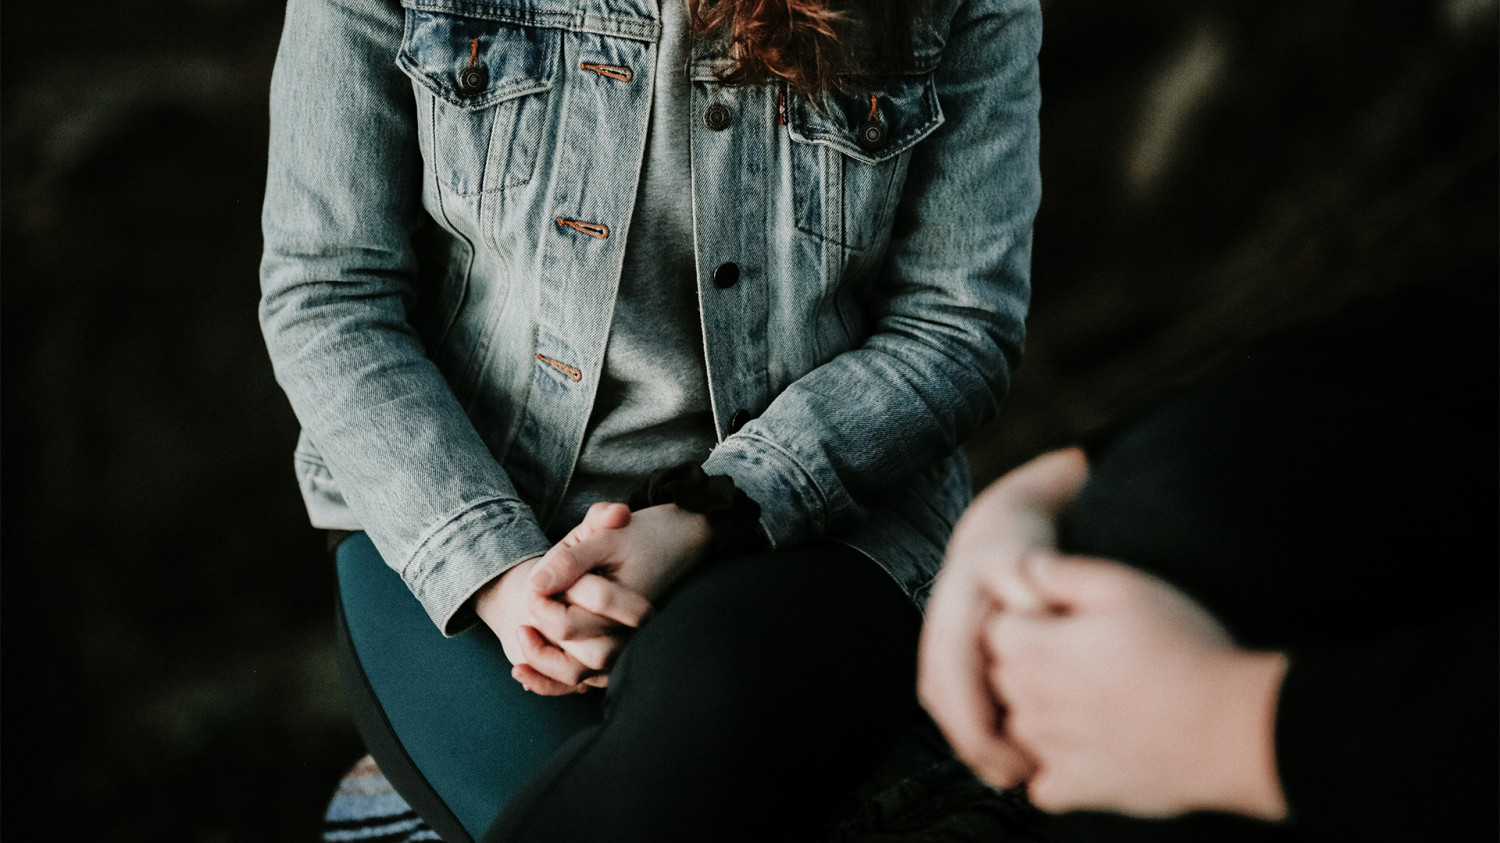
[986,553,1289,820]
[917,447,1090,788]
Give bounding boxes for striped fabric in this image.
[322,737,1045,843]
[322,756,443,843]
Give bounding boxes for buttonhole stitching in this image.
[555,218,610,239]
[536,354,583,382]
[580,62,633,82]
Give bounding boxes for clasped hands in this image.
[918,448,1289,821]
[474,501,713,696]
[474,449,1291,819]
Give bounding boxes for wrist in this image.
[1211,649,1290,820]
[660,503,715,555]
[628,462,765,557]
[472,557,536,628]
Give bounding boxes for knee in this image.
[605,558,917,750]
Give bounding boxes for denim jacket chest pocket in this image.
[787,73,943,252]
[397,8,560,196]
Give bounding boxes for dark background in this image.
[3,1,1495,840]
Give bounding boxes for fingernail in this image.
[530,565,556,591]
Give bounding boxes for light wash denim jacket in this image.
[260,0,1040,634]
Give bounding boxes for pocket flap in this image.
[398,9,560,111]
[788,73,944,165]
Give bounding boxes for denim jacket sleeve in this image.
[259,0,550,634]
[701,0,1041,548]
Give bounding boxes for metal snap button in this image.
[857,119,888,152]
[704,103,732,131]
[713,262,740,289]
[728,409,752,433]
[457,65,489,96]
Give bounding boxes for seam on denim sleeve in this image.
[400,496,526,581]
[724,432,832,538]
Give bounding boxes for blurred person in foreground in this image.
[920,290,1498,842]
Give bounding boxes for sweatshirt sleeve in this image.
[1274,611,1499,841]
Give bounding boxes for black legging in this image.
[335,536,920,843]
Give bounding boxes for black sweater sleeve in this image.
[1276,611,1499,842]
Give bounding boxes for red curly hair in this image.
[688,0,914,94]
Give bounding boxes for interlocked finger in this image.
[511,662,588,696]
[557,634,622,672]
[516,624,594,688]
[563,572,653,628]
[527,588,622,642]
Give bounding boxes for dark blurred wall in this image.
[983,0,1498,478]
[2,1,1494,840]
[2,3,362,840]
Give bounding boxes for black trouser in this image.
[335,536,920,843]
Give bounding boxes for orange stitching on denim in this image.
[536,354,583,382]
[467,39,480,67]
[555,218,610,239]
[580,62,633,82]
[867,94,879,121]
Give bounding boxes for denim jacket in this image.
[260,0,1040,634]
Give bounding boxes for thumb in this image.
[1019,552,1136,612]
[579,500,632,532]
[558,502,632,548]
[1023,765,1076,814]
[1003,446,1091,515]
[530,543,601,595]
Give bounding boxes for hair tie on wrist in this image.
[628,462,766,558]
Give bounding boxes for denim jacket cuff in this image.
[701,434,830,551]
[399,497,552,636]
